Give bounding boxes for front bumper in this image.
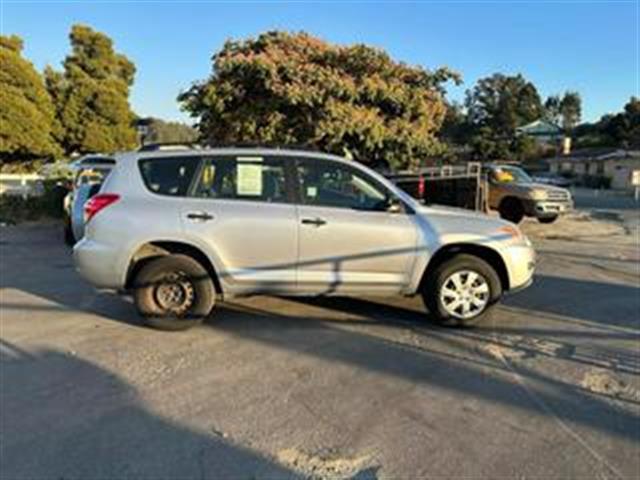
[524,199,573,218]
[507,275,534,294]
[501,242,536,292]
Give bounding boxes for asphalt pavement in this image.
[1,215,638,479]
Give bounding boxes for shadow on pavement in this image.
[0,340,298,479]
[504,274,639,329]
[206,302,640,443]
[2,224,639,459]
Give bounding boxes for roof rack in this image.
[138,142,202,152]
[202,142,323,153]
[138,141,327,154]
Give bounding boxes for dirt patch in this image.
[521,213,627,241]
[580,369,640,402]
[277,448,376,479]
[479,341,529,361]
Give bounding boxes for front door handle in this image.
[186,212,214,221]
[301,217,327,227]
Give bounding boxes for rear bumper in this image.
[73,238,125,289]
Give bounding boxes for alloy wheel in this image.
[439,269,490,319]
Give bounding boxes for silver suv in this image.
[73,148,535,330]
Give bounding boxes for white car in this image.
[74,148,535,330]
[63,155,115,245]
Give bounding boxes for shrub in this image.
[582,174,611,189]
[0,179,68,224]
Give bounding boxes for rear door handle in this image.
[301,217,327,227]
[186,212,214,221]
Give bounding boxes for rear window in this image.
[139,156,201,196]
[74,167,112,188]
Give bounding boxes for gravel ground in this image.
[1,214,638,479]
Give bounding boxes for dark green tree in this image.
[46,25,138,155]
[602,97,639,147]
[543,95,561,125]
[440,101,470,145]
[179,31,460,170]
[465,73,543,160]
[0,35,61,162]
[141,117,198,144]
[559,91,581,132]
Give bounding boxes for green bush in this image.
[0,179,68,224]
[582,174,611,189]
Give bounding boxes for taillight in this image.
[418,175,425,199]
[84,193,120,222]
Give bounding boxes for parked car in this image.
[74,148,535,330]
[63,155,115,245]
[530,171,573,188]
[485,164,573,224]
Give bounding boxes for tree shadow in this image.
[504,274,639,329]
[0,339,299,479]
[205,302,640,444]
[279,294,640,375]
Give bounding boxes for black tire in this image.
[498,197,524,224]
[133,254,215,331]
[422,254,502,327]
[538,215,558,224]
[63,217,75,246]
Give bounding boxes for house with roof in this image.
[516,120,563,145]
[546,147,640,190]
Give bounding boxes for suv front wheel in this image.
[423,254,502,327]
[538,215,558,224]
[133,254,215,331]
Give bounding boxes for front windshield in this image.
[490,166,533,184]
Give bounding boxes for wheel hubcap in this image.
[154,272,195,316]
[440,270,490,319]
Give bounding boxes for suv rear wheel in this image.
[498,197,524,224]
[133,254,215,331]
[422,254,502,327]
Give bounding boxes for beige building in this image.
[547,148,640,190]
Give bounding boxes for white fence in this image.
[0,173,45,198]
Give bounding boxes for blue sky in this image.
[2,0,638,124]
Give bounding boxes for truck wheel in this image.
[422,254,502,327]
[499,198,524,224]
[538,215,558,224]
[133,254,215,331]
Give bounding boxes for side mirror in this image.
[387,198,404,214]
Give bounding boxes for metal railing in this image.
[387,162,488,212]
[0,173,45,198]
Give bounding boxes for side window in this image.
[195,156,288,203]
[297,160,390,211]
[139,156,201,197]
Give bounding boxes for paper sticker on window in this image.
[237,164,263,196]
[306,186,318,198]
